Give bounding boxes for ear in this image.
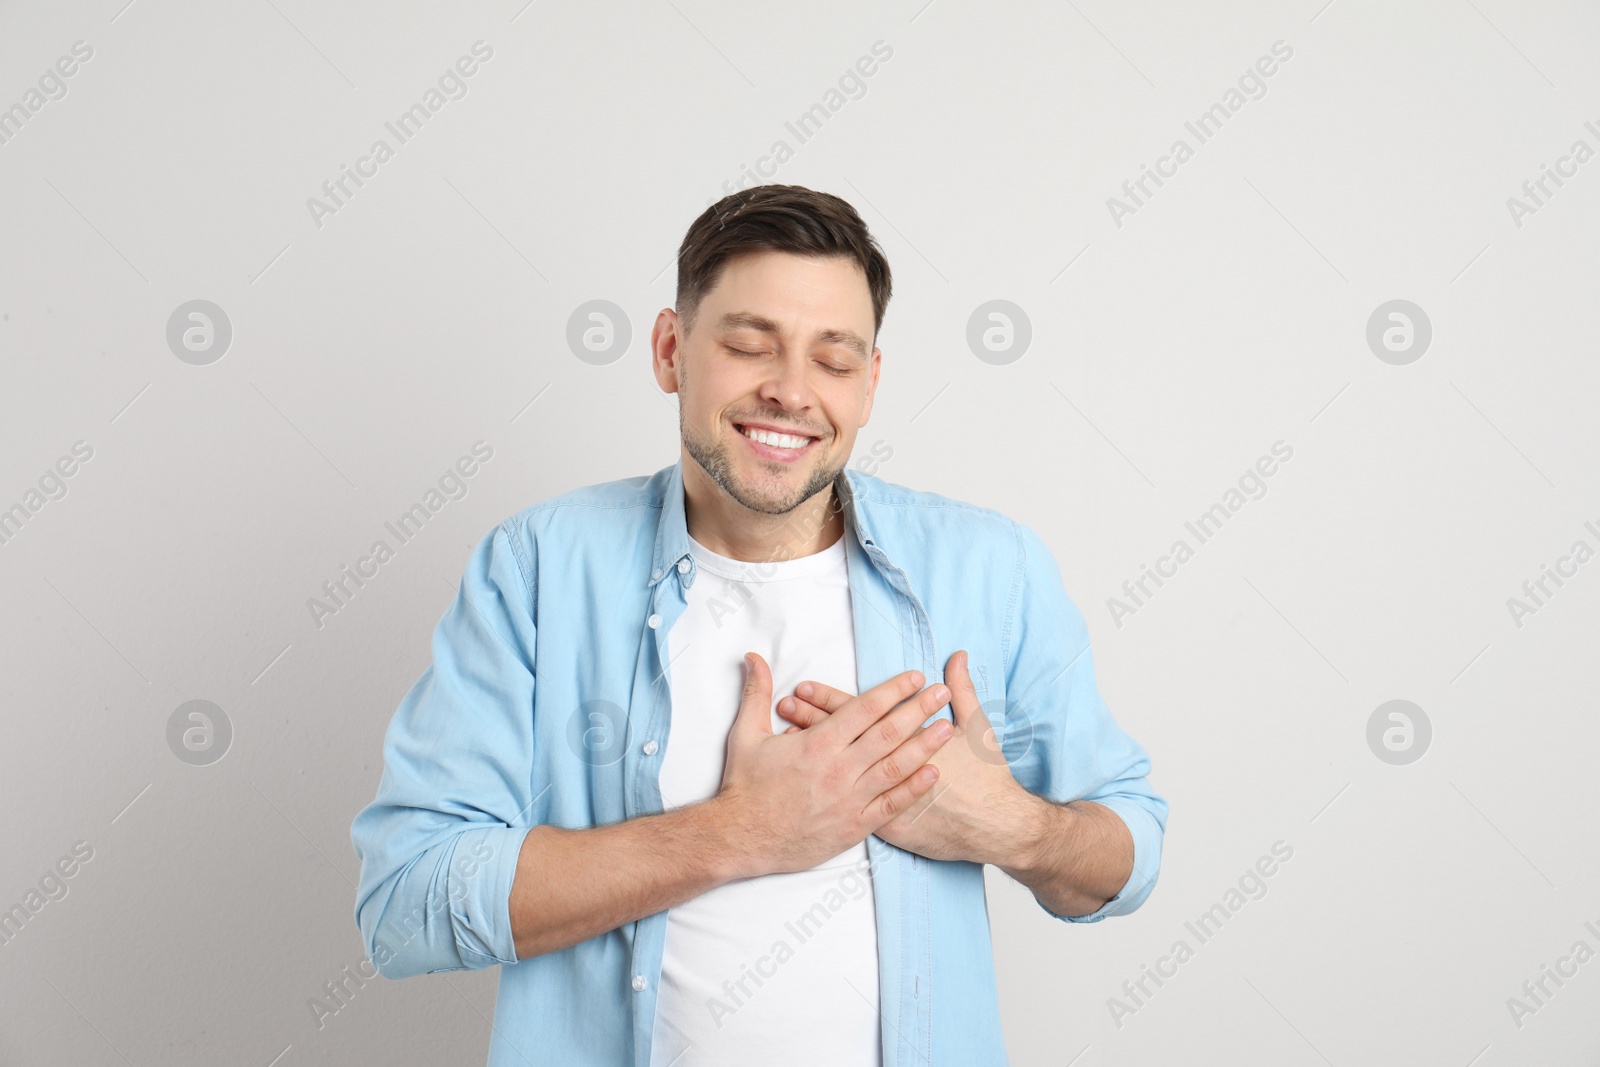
[651,308,685,394]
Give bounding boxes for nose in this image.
[757,349,816,413]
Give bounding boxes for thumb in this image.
[734,651,775,736]
[947,649,983,731]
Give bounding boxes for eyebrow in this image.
[715,312,870,362]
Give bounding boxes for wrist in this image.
[991,789,1055,875]
[698,792,769,883]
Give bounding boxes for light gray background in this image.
[2,0,1596,1064]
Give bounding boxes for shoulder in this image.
[474,465,673,581]
[846,467,1037,558]
[499,466,669,534]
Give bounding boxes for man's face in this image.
[656,250,882,516]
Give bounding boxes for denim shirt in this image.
[350,457,1167,1067]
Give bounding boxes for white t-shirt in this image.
[647,528,882,1067]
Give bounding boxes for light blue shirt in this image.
[350,457,1168,1066]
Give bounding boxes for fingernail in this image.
[797,682,811,697]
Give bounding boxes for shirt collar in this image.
[648,456,879,588]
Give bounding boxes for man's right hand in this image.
[711,651,954,877]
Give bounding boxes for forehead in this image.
[700,250,874,330]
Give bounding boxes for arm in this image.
[351,521,546,979]
[777,524,1177,921]
[352,526,946,973]
[349,523,753,973]
[993,797,1134,919]
[776,522,1168,920]
[508,800,745,959]
[512,651,955,958]
[776,642,1150,919]
[999,519,1168,922]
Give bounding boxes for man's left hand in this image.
[776,649,1042,866]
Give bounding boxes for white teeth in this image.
[740,425,813,450]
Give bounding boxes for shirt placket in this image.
[626,550,693,1067]
[846,528,938,1067]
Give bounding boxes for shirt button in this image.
[647,613,661,629]
[677,558,690,573]
[651,569,662,581]
[642,740,658,755]
[632,975,647,991]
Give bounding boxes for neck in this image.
[681,460,847,563]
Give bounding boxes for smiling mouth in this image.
[734,422,821,455]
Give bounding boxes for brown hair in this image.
[675,184,893,343]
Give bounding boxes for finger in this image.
[792,679,853,714]
[862,747,944,830]
[735,651,774,737]
[776,695,830,729]
[817,669,926,746]
[849,687,952,781]
[861,716,953,795]
[944,650,983,730]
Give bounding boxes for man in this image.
[350,183,1167,1067]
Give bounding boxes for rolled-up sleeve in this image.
[1003,519,1168,923]
[350,520,538,978]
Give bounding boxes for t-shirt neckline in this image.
[687,529,847,582]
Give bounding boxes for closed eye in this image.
[724,343,852,376]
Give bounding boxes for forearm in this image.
[508,797,751,960]
[995,796,1133,919]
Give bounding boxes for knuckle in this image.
[874,717,901,747]
[820,760,847,792]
